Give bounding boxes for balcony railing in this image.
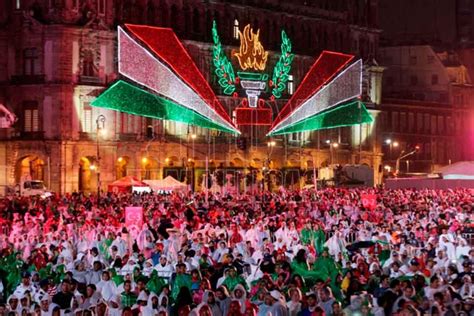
[79,75,103,85]
[118,133,137,141]
[79,132,96,140]
[10,74,45,84]
[17,131,45,140]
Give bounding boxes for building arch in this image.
[78,156,95,193]
[15,155,46,185]
[116,155,130,179]
[140,156,159,180]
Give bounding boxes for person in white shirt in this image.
[96,271,118,299]
[424,275,444,301]
[13,272,37,298]
[154,256,174,280]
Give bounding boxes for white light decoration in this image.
[270,59,362,134]
[118,27,239,134]
[240,80,266,108]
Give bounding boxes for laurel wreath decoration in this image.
[212,21,236,95]
[271,30,295,99]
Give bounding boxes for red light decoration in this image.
[235,107,272,125]
[125,24,235,129]
[271,51,354,130]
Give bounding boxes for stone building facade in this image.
[0,0,384,194]
[379,46,474,174]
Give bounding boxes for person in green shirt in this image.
[312,223,326,255]
[171,263,192,301]
[222,266,248,292]
[120,280,137,308]
[300,222,315,246]
[291,249,327,286]
[313,247,339,281]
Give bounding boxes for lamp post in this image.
[96,114,105,201]
[395,145,419,176]
[265,140,276,191]
[385,139,399,160]
[326,140,339,165]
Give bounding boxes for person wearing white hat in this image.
[143,259,155,277]
[142,292,160,315]
[267,290,288,316]
[39,293,56,316]
[105,294,122,316]
[6,293,21,315]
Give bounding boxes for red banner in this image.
[125,207,143,228]
[361,194,377,210]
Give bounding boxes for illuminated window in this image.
[233,19,239,39]
[82,103,93,133]
[16,0,21,9]
[288,75,294,95]
[23,102,39,132]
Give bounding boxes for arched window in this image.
[233,19,239,39]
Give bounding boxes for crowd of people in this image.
[0,187,472,316]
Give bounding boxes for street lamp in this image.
[385,138,399,160]
[96,114,106,201]
[328,141,339,165]
[395,146,419,176]
[265,140,276,191]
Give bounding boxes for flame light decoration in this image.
[233,25,268,71]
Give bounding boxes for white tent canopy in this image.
[437,161,474,180]
[143,176,188,192]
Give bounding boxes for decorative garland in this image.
[212,21,236,95]
[271,30,294,99]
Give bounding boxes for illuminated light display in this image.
[269,100,373,135]
[271,31,295,99]
[212,21,236,95]
[271,60,362,134]
[124,24,235,129]
[92,22,369,135]
[233,24,268,71]
[118,27,238,133]
[271,51,354,130]
[91,80,236,133]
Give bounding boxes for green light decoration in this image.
[91,80,236,133]
[271,30,295,99]
[268,100,373,135]
[212,21,236,95]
